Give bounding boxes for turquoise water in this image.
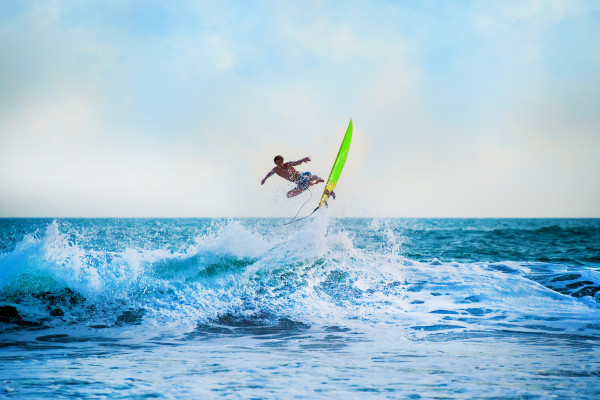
[1,217,599,398]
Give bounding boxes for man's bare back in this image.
[261,155,332,198]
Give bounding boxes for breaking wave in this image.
[1,218,599,338]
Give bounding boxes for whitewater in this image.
[1,217,599,398]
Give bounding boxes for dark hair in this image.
[274,155,283,163]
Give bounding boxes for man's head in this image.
[274,155,284,165]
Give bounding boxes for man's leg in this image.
[286,187,307,198]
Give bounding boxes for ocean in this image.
[1,216,599,399]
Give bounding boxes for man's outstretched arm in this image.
[261,169,275,185]
[289,157,310,166]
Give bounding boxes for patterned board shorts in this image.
[295,172,312,190]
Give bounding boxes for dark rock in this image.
[49,308,64,317]
[116,309,146,325]
[550,274,581,282]
[0,305,42,327]
[573,286,600,298]
[0,305,22,323]
[33,288,85,308]
[566,281,585,289]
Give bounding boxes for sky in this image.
[1,0,599,218]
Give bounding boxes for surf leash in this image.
[283,188,319,225]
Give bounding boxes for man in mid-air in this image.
[261,155,335,199]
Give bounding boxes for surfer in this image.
[261,155,335,199]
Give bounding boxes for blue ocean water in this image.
[1,216,599,398]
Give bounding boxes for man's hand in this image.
[303,157,311,162]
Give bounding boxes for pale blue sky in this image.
[1,1,599,217]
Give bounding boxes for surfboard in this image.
[316,119,353,209]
